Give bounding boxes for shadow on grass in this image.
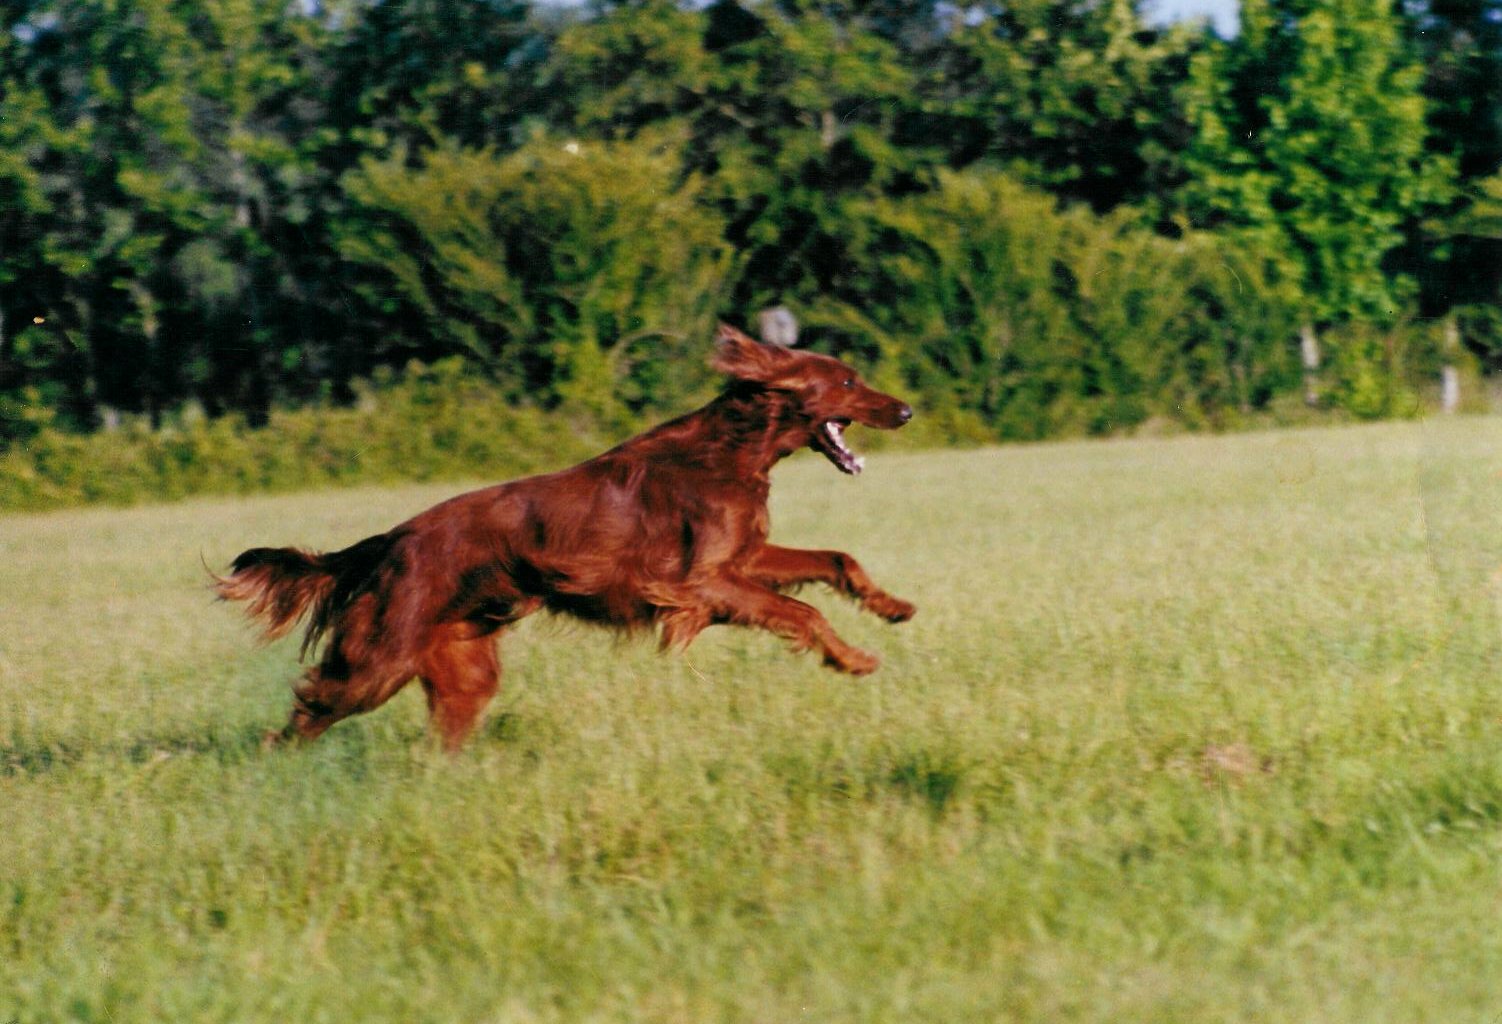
[1,721,273,778]
[0,736,85,776]
[479,711,526,745]
[770,744,973,816]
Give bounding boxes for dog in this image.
[215,324,916,750]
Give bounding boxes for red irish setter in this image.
[216,324,916,750]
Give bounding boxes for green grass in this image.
[5,418,1502,1022]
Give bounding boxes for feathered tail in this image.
[213,533,395,659]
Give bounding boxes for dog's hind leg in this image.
[265,596,419,747]
[266,653,415,748]
[417,631,501,753]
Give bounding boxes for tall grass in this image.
[4,419,1502,1022]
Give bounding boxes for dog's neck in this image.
[717,382,817,477]
[700,384,809,478]
[621,383,807,482]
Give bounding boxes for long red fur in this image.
[216,324,916,751]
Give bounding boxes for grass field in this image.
[5,418,1502,1022]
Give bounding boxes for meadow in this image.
[4,418,1502,1022]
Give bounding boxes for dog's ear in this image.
[710,323,797,384]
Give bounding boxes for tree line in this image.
[2,0,1500,447]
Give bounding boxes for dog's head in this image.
[711,323,912,475]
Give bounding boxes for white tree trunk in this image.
[1441,316,1461,414]
[1300,323,1320,407]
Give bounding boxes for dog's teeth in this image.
[821,420,863,475]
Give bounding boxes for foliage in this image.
[0,0,341,428]
[0,0,1497,486]
[1179,0,1452,326]
[338,134,734,420]
[1403,0,1502,182]
[1397,2,1502,332]
[934,0,1206,213]
[0,359,609,512]
[853,170,1304,438]
[1441,170,1502,369]
[1323,321,1427,420]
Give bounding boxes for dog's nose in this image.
[897,404,913,424]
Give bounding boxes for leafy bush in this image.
[845,171,1307,438]
[337,134,734,424]
[0,360,615,513]
[3,165,1446,512]
[1324,322,1426,420]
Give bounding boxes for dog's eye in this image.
[842,378,854,389]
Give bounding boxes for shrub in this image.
[0,360,616,513]
[846,171,1310,439]
[337,134,734,422]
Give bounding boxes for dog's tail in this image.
[213,533,395,658]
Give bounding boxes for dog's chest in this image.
[675,488,770,571]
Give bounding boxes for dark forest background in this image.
[2,0,1502,502]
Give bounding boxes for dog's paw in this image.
[866,594,917,623]
[828,647,880,676]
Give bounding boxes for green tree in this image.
[0,0,336,427]
[1182,0,1449,321]
[338,134,734,419]
[544,1,923,338]
[1442,171,1502,368]
[163,0,338,420]
[934,0,1204,214]
[1402,0,1502,181]
[1396,1,1502,360]
[1180,0,1451,408]
[324,0,537,156]
[0,0,192,427]
[856,170,1302,439]
[0,7,80,438]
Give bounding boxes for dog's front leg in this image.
[691,572,880,675]
[744,545,916,623]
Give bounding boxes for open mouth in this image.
[812,419,865,475]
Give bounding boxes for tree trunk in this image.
[1300,323,1320,407]
[127,281,163,428]
[820,109,837,151]
[231,144,252,230]
[1231,342,1251,414]
[1441,316,1461,414]
[62,287,100,430]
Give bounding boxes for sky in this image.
[1144,0,1240,36]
